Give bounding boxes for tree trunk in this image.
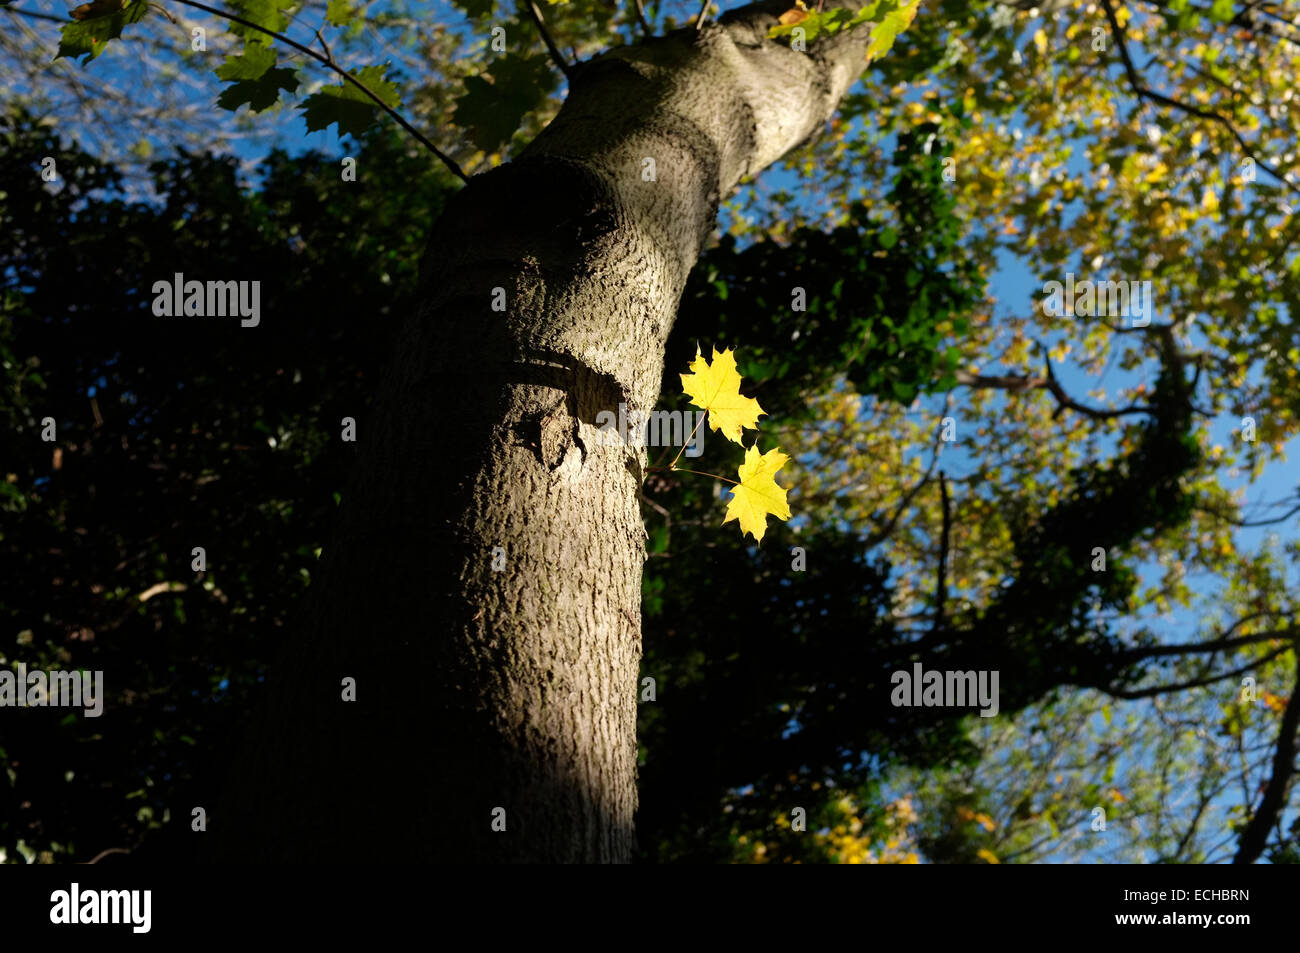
[215,0,878,863]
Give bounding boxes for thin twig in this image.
[85,847,131,864]
[3,6,69,24]
[525,0,573,80]
[314,27,333,64]
[932,470,951,635]
[632,0,652,36]
[168,0,468,183]
[1102,645,1293,700]
[694,0,711,29]
[1123,626,1297,662]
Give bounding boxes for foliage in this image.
[0,109,453,861]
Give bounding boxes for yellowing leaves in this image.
[976,848,1001,864]
[680,347,765,445]
[724,446,792,542]
[661,346,793,542]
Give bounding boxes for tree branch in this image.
[953,343,1152,421]
[1123,625,1296,662]
[1193,499,1300,528]
[1100,0,1297,195]
[525,0,573,80]
[168,0,469,183]
[3,6,70,24]
[632,0,652,36]
[864,417,948,548]
[1234,660,1300,863]
[932,470,951,635]
[1102,645,1292,700]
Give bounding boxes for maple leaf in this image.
[679,347,765,445]
[55,0,145,64]
[298,65,402,139]
[724,445,792,542]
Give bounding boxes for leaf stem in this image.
[666,410,707,471]
[649,465,737,486]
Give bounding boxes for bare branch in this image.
[4,6,70,24]
[632,0,652,36]
[694,0,711,29]
[1193,499,1300,528]
[932,470,951,635]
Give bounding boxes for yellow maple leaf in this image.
[976,848,1000,864]
[724,445,791,542]
[680,347,765,445]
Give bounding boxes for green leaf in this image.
[864,0,921,63]
[325,0,355,26]
[1208,0,1234,21]
[217,67,300,113]
[298,64,402,139]
[227,0,297,50]
[452,53,557,154]
[54,0,148,65]
[768,6,870,44]
[214,45,276,82]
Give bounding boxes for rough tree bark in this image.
[215,0,879,862]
